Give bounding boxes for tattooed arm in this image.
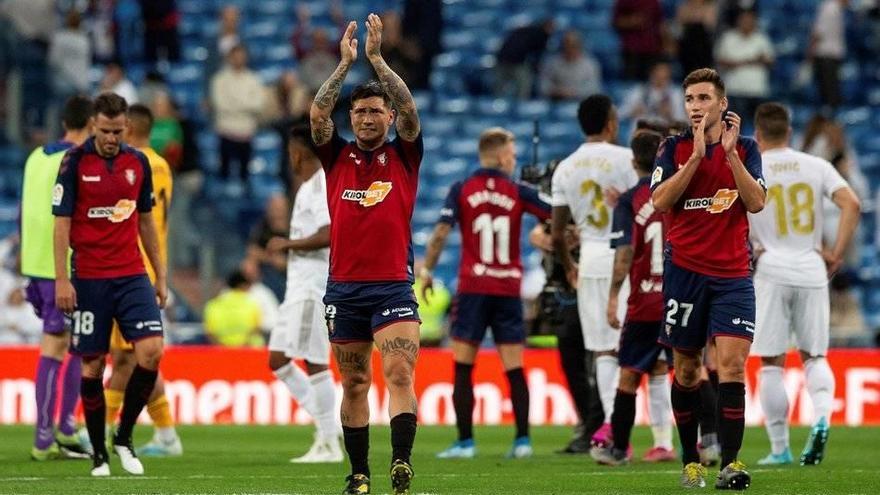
[310,21,358,146]
[364,13,420,141]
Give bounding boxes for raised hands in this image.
[365,13,383,61]
[691,113,707,161]
[340,21,358,65]
[721,111,741,155]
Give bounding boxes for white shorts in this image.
[752,275,830,357]
[268,296,330,365]
[577,276,628,352]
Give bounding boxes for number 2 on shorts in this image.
[665,299,694,327]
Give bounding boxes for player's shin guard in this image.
[506,367,530,439]
[596,356,620,423]
[390,413,417,464]
[34,356,62,450]
[611,390,637,450]
[342,425,370,477]
[759,366,789,454]
[718,382,746,467]
[116,366,158,443]
[105,388,124,425]
[58,356,81,436]
[452,362,475,441]
[698,379,718,445]
[81,377,108,459]
[804,357,835,423]
[671,379,702,465]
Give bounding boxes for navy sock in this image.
[390,413,417,464]
[718,382,746,467]
[452,362,474,441]
[343,425,370,477]
[81,377,108,460]
[672,379,702,465]
[611,389,637,450]
[506,367,530,439]
[115,365,158,443]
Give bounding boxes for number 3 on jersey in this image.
[580,179,609,229]
[473,213,510,264]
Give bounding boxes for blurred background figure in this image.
[210,44,264,187]
[401,0,443,90]
[494,19,555,98]
[716,9,774,124]
[98,62,139,104]
[675,0,717,76]
[619,61,686,125]
[540,30,603,101]
[613,0,665,80]
[809,0,848,112]
[203,270,264,347]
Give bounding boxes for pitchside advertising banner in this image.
[1,347,879,426]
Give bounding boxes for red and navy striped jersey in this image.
[440,168,551,296]
[52,138,154,279]
[650,133,763,278]
[611,177,664,321]
[316,130,423,282]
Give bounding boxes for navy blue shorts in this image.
[323,281,420,343]
[450,293,524,345]
[658,261,756,352]
[619,320,672,373]
[68,274,163,356]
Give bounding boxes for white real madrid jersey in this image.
[286,169,331,297]
[551,141,637,276]
[748,147,849,288]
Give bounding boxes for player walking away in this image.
[265,124,341,463]
[421,128,551,460]
[97,104,182,457]
[22,95,94,461]
[651,68,766,490]
[310,14,421,495]
[53,93,168,477]
[550,94,638,449]
[591,130,677,466]
[749,102,860,466]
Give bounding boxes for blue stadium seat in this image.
[516,100,551,119]
[435,96,473,115]
[422,116,459,137]
[474,97,514,117]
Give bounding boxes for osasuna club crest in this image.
[125,169,136,185]
[378,152,387,166]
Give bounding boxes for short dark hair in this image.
[682,68,726,97]
[350,80,391,107]
[61,95,93,131]
[577,94,613,136]
[94,92,128,118]
[631,131,663,173]
[288,123,318,155]
[127,104,154,136]
[754,102,790,142]
[226,270,249,289]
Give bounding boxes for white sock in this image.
[648,373,673,449]
[759,365,789,454]
[804,357,835,425]
[274,363,319,418]
[595,355,619,423]
[155,426,178,443]
[309,370,340,439]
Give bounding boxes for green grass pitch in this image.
[1,425,878,494]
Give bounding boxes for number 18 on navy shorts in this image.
[68,274,163,355]
[658,260,756,351]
